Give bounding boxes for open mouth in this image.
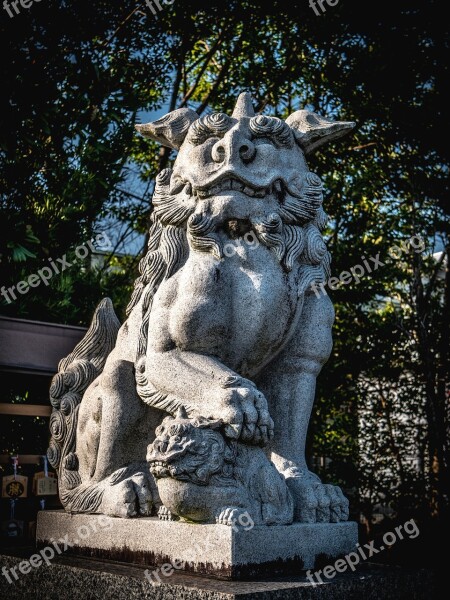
[195,176,284,199]
[148,460,171,478]
[171,175,285,200]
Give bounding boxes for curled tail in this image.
[47,298,120,509]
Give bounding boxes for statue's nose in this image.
[212,129,256,164]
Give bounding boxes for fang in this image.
[274,180,283,193]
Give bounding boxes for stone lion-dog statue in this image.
[47,92,354,524]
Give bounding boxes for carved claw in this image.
[158,505,178,521]
[215,507,248,527]
[286,477,350,523]
[215,382,274,446]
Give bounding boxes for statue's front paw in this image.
[212,378,274,446]
[286,479,349,523]
[215,507,248,527]
[100,470,155,518]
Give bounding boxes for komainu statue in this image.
[47,93,355,524]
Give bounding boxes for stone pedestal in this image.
[0,552,438,600]
[36,510,358,579]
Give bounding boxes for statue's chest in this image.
[165,244,300,374]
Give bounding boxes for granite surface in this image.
[0,552,438,600]
[36,511,358,579]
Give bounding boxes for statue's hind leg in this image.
[48,298,162,517]
[257,291,349,523]
[78,355,158,482]
[73,355,162,517]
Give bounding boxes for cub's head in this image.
[147,407,235,486]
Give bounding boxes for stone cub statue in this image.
[147,407,294,526]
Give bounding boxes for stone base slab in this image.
[36,510,357,579]
[0,553,438,599]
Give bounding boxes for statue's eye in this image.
[188,131,219,146]
[174,435,182,443]
[188,113,231,145]
[249,115,293,148]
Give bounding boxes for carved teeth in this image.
[196,177,282,198]
[172,178,287,199]
[207,180,225,193]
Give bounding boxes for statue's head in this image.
[134,93,354,266]
[128,93,354,317]
[146,407,235,486]
[138,93,354,190]
[136,93,354,235]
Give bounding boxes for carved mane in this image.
[129,169,332,414]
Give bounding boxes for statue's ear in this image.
[285,110,355,154]
[135,107,199,150]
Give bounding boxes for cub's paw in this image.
[158,505,178,521]
[215,506,249,527]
